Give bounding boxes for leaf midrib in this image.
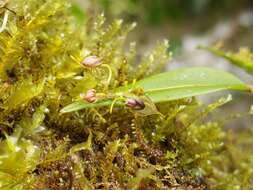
[139,83,247,93]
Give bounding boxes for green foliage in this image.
[70,3,86,24]
[0,0,252,189]
[200,45,253,75]
[61,67,248,113]
[0,134,40,190]
[0,106,44,189]
[124,67,248,102]
[2,78,45,112]
[95,0,252,25]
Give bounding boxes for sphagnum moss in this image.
[0,0,253,190]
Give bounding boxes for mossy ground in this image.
[0,1,252,189]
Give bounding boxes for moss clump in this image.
[0,0,253,189]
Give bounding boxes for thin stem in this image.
[70,54,81,64]
[101,64,112,86]
[109,96,124,113]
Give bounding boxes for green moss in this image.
[0,0,252,189]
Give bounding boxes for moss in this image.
[0,0,252,189]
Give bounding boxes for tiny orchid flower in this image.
[81,56,102,68]
[80,89,97,103]
[125,98,145,110]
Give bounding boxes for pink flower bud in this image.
[80,89,97,103]
[125,98,145,110]
[81,56,102,68]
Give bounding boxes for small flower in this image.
[80,89,97,103]
[81,55,102,68]
[125,98,145,110]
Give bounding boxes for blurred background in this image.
[72,0,253,129]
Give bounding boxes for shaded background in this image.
[72,0,253,129]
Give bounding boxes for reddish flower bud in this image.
[125,98,145,110]
[80,89,97,103]
[81,56,102,68]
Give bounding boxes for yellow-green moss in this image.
[0,1,252,189]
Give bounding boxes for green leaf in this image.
[60,67,249,113]
[129,67,248,102]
